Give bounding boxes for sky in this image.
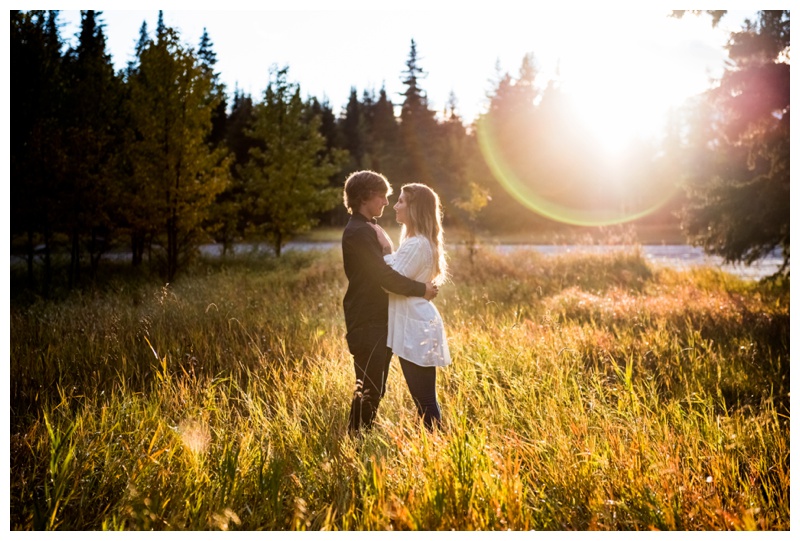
[52,2,757,150]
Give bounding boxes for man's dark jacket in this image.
[341,213,425,333]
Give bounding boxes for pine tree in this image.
[61,10,123,283]
[226,88,258,166]
[476,54,559,233]
[197,27,227,146]
[339,87,371,173]
[366,85,402,181]
[211,89,257,255]
[308,96,349,226]
[10,10,66,294]
[397,39,470,215]
[399,39,439,188]
[307,96,338,153]
[441,91,485,233]
[678,10,790,276]
[400,39,433,123]
[156,10,165,37]
[196,27,237,253]
[126,20,149,76]
[120,19,152,266]
[241,67,346,256]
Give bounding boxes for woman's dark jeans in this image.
[399,357,441,430]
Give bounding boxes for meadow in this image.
[9,246,789,530]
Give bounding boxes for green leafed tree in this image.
[677,10,790,276]
[241,67,347,256]
[126,15,231,281]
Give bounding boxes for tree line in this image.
[10,10,789,296]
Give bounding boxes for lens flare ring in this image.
[476,115,677,227]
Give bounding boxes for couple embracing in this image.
[341,170,451,433]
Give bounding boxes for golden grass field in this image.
[9,246,789,530]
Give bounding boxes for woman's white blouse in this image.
[384,236,451,367]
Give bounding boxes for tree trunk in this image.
[275,231,283,257]
[89,227,102,278]
[167,214,177,282]
[43,228,52,299]
[222,228,232,257]
[131,231,143,267]
[69,229,80,288]
[26,229,35,289]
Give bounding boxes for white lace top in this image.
[384,236,451,367]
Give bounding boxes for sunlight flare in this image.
[178,418,211,455]
[476,113,678,226]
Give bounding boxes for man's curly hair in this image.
[343,170,393,215]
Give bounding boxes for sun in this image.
[564,88,644,158]
[548,12,725,160]
[560,53,690,160]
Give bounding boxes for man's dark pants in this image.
[346,325,393,433]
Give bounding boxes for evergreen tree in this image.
[197,27,217,67]
[678,10,790,276]
[359,87,377,165]
[308,96,349,226]
[119,20,153,266]
[197,27,228,147]
[211,88,256,255]
[437,91,476,216]
[226,88,258,167]
[397,39,470,216]
[340,87,368,169]
[121,19,158,266]
[240,67,346,256]
[365,85,403,182]
[61,10,123,283]
[486,53,538,119]
[127,19,231,281]
[399,39,440,189]
[441,91,486,232]
[400,39,433,123]
[156,10,166,37]
[126,20,149,75]
[10,10,66,294]
[307,96,338,153]
[477,55,565,233]
[196,27,237,253]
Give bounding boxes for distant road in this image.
[11,242,783,280]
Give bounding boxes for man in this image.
[341,170,438,433]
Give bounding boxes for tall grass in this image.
[10,247,789,530]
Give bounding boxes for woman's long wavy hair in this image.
[399,183,448,286]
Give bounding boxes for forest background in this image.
[8,9,790,293]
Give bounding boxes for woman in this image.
[373,183,451,429]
